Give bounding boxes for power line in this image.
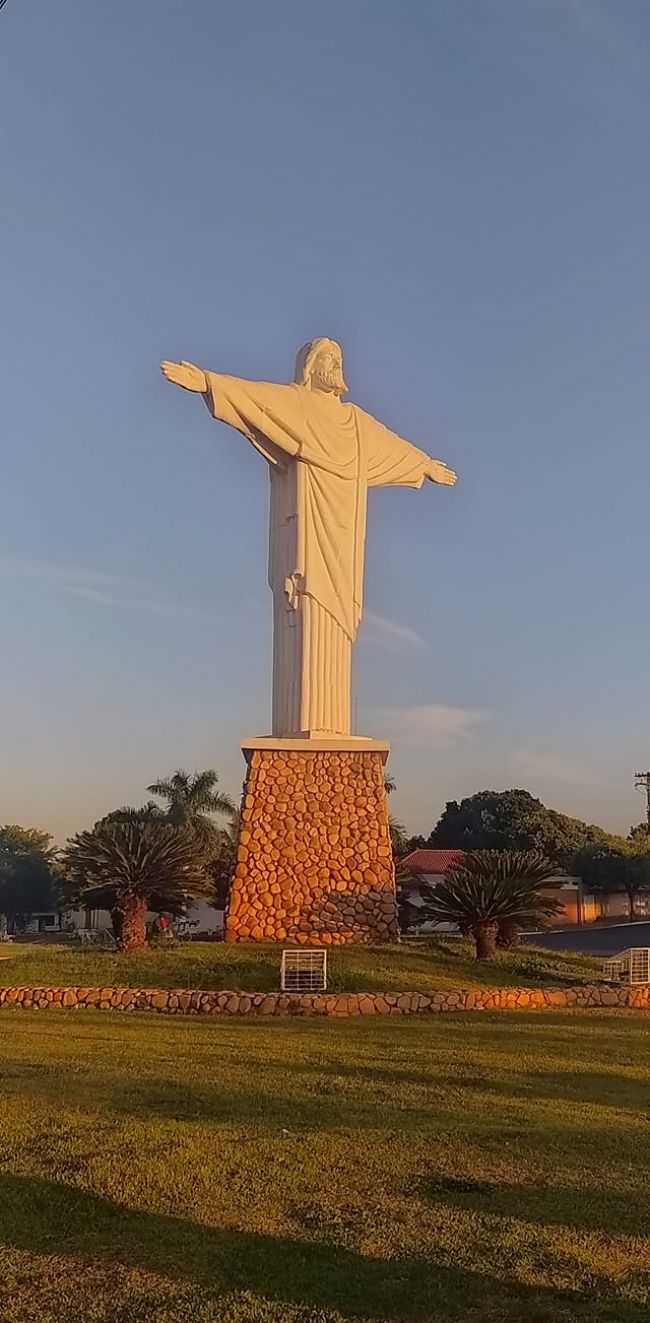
[634,771,650,832]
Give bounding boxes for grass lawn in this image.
[0,1010,648,1322]
[0,937,602,993]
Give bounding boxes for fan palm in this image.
[95,802,163,828]
[417,850,562,959]
[62,821,212,951]
[147,769,235,856]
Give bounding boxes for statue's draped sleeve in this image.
[358,408,432,488]
[203,373,304,467]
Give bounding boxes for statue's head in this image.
[294,338,347,396]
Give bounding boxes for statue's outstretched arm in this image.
[161,360,207,392]
[161,360,301,465]
[362,409,457,490]
[424,458,457,486]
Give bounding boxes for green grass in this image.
[0,1010,648,1322]
[0,937,601,993]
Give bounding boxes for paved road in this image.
[524,922,650,956]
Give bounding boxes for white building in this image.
[9,900,224,938]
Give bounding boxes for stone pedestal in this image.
[226,738,398,945]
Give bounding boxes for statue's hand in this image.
[160,360,207,393]
[427,459,457,486]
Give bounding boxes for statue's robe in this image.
[203,374,433,737]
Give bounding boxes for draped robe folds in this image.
[203,374,434,737]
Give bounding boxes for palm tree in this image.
[382,769,408,861]
[147,769,235,856]
[415,850,562,960]
[389,815,409,859]
[62,822,212,951]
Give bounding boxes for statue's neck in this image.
[310,387,343,402]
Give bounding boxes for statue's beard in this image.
[313,367,347,395]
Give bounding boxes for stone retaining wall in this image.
[0,984,648,1015]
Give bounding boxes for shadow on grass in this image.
[339,1062,650,1113]
[423,1175,647,1237]
[0,1174,645,1322]
[469,1068,650,1111]
[2,1049,648,1147]
[0,1063,443,1132]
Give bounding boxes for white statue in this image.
[161,339,456,738]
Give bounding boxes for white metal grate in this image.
[602,956,626,982]
[281,948,327,992]
[602,948,650,985]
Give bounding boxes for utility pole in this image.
[634,771,650,832]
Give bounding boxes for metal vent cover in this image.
[281,947,327,992]
[602,948,650,985]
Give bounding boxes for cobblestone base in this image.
[226,748,398,944]
[0,984,648,1015]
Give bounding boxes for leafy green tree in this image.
[575,835,650,921]
[414,850,562,960]
[629,822,650,842]
[0,824,53,859]
[401,834,429,855]
[62,822,212,951]
[0,853,60,932]
[431,789,611,866]
[0,825,59,931]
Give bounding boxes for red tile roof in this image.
[400,848,465,875]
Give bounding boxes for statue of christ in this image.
[161,339,457,739]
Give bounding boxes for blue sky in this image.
[1,1,649,842]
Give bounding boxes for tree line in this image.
[0,770,236,951]
[398,788,650,921]
[2,779,647,956]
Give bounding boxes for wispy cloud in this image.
[507,748,597,790]
[0,555,133,589]
[374,703,487,748]
[361,610,426,650]
[0,555,208,620]
[63,585,120,606]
